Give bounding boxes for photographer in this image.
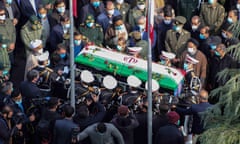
[53,105,79,144]
[0,104,23,144]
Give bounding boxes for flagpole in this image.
[147,0,153,143]
[69,0,75,109]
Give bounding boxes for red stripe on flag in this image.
[73,0,77,17]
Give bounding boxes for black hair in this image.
[187,38,199,47]
[54,0,65,7]
[27,69,39,82]
[57,43,67,51]
[96,123,107,133]
[11,88,21,98]
[76,104,89,118]
[60,14,69,22]
[63,104,74,117]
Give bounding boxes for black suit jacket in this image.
[19,0,42,24]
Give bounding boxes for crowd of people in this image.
[0,0,239,143]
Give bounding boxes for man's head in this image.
[137,16,146,31]
[96,122,107,133]
[214,44,226,58]
[187,38,199,55]
[76,104,89,118]
[118,105,129,117]
[227,10,238,24]
[167,111,180,125]
[106,1,115,15]
[63,104,74,118]
[56,43,67,59]
[60,14,70,29]
[191,16,201,31]
[48,97,59,109]
[173,16,186,32]
[74,32,83,46]
[1,104,13,119]
[199,89,209,102]
[54,0,66,13]
[137,0,145,10]
[30,39,43,54]
[0,81,13,95]
[199,26,210,40]
[85,14,95,28]
[11,89,22,103]
[27,69,39,83]
[0,7,6,22]
[38,5,47,19]
[113,15,124,30]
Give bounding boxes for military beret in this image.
[118,105,129,116]
[113,15,123,23]
[137,0,145,4]
[129,31,142,40]
[187,38,199,47]
[174,16,186,25]
[167,111,180,124]
[207,36,222,46]
[29,15,39,24]
[0,35,9,44]
[85,14,94,22]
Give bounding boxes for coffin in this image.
[75,46,184,95]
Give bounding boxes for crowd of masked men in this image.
[0,0,240,143]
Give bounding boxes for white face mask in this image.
[237,4,240,10]
[192,25,198,31]
[188,47,196,55]
[137,4,145,10]
[221,32,227,38]
[116,0,124,4]
[0,15,6,20]
[107,9,115,15]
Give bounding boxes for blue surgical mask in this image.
[164,19,171,25]
[74,40,81,46]
[6,0,12,4]
[199,34,206,40]
[64,23,70,29]
[57,6,65,13]
[39,13,47,19]
[227,17,233,23]
[183,63,188,70]
[210,45,216,50]
[160,60,166,65]
[1,44,7,49]
[116,45,122,51]
[208,0,214,4]
[15,99,22,105]
[173,25,181,31]
[92,1,100,7]
[86,22,94,28]
[60,53,66,58]
[115,24,124,30]
[215,51,221,56]
[3,70,8,75]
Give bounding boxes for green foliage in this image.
[199,43,240,144]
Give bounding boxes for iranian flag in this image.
[145,0,154,44]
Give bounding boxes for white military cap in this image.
[80,70,94,83]
[161,51,176,59]
[30,39,42,49]
[37,51,49,61]
[145,79,160,92]
[127,47,142,55]
[185,54,199,64]
[103,75,117,90]
[127,75,142,88]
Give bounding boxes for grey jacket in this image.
[77,123,125,144]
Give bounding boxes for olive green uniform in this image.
[136,40,148,59]
[200,2,225,34]
[0,19,16,47]
[79,23,104,47]
[114,2,130,23]
[178,0,199,20]
[20,21,43,56]
[128,7,146,28]
[165,29,191,57]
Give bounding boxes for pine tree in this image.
[199,42,240,144]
